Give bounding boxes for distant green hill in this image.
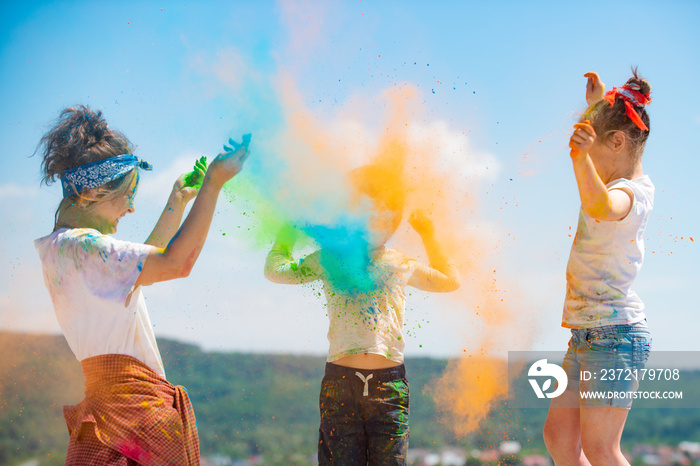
[1,332,699,465]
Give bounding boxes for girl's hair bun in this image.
[74,106,107,148]
[626,67,652,101]
[37,105,133,185]
[583,67,652,161]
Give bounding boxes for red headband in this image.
[603,83,651,131]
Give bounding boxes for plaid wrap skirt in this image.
[64,354,199,465]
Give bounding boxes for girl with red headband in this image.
[543,70,654,465]
[34,105,251,464]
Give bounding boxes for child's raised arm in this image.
[406,210,460,292]
[584,72,606,107]
[569,122,633,222]
[264,224,321,285]
[134,139,250,287]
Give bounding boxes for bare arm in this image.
[569,122,633,221]
[145,174,200,248]
[584,72,605,107]
[134,138,250,287]
[406,211,460,292]
[264,224,320,284]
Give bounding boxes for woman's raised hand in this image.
[172,173,201,204]
[208,133,252,185]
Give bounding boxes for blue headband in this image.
[60,154,152,198]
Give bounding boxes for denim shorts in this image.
[318,362,409,465]
[562,321,652,409]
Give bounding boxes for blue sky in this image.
[1,0,698,358]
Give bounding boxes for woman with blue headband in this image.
[34,105,251,464]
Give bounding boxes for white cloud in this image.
[321,116,500,185]
[0,183,40,202]
[324,117,380,168]
[407,120,501,183]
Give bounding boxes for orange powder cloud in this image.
[207,1,543,438]
[262,77,537,436]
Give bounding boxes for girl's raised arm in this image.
[569,122,634,222]
[584,72,605,106]
[135,141,249,287]
[145,173,201,248]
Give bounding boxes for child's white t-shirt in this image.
[563,176,655,328]
[35,228,165,377]
[266,246,459,363]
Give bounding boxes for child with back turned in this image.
[34,105,250,464]
[543,70,654,465]
[264,165,460,465]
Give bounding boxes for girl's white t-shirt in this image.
[35,228,165,377]
[563,176,655,328]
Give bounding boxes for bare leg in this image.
[580,406,630,466]
[543,390,591,466]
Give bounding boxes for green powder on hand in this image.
[183,156,208,188]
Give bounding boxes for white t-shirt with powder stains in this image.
[265,246,459,363]
[563,176,655,328]
[35,228,165,377]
